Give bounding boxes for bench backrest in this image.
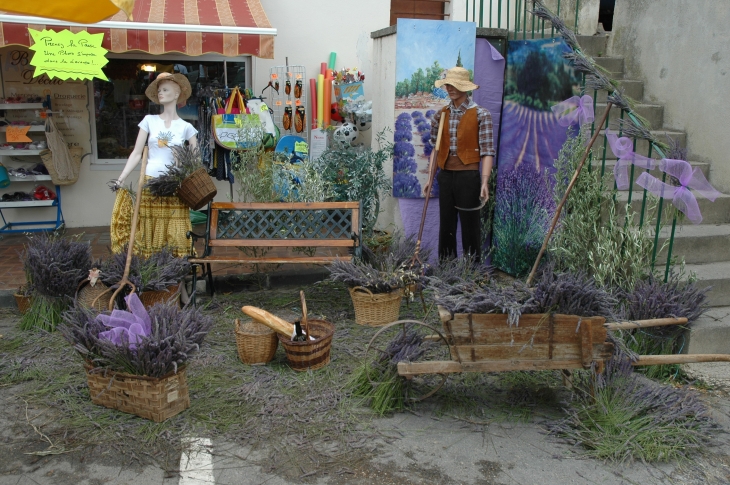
[207,202,362,251]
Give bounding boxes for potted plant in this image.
[328,234,424,326]
[315,129,392,237]
[60,293,213,421]
[13,282,33,315]
[20,233,92,331]
[144,145,217,210]
[100,247,191,309]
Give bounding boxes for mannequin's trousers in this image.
[436,169,482,261]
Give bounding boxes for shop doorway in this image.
[599,0,616,31]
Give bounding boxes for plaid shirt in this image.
[430,97,495,158]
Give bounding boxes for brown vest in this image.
[436,107,481,169]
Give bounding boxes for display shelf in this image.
[0,199,56,208]
[8,175,52,182]
[0,149,45,156]
[0,103,44,110]
[0,125,45,132]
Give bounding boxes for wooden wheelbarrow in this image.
[366,306,730,401]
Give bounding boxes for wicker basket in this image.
[349,286,403,327]
[76,280,110,311]
[14,292,31,314]
[40,146,84,186]
[235,319,278,365]
[139,284,180,309]
[178,167,217,210]
[84,364,190,422]
[277,319,335,371]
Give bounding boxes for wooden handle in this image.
[633,354,730,366]
[300,291,308,340]
[605,317,688,331]
[109,146,148,310]
[241,305,295,337]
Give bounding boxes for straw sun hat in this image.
[434,67,479,92]
[145,72,193,104]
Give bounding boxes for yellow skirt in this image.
[110,186,192,258]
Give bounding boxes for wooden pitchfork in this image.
[408,113,446,272]
[107,146,149,310]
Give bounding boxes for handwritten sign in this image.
[294,141,308,154]
[28,29,108,81]
[5,126,32,142]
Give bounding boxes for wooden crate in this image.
[397,308,614,377]
[85,364,190,422]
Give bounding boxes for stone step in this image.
[656,223,730,265]
[576,34,609,57]
[616,191,730,225]
[591,128,687,157]
[595,79,644,102]
[597,159,709,189]
[684,307,730,375]
[684,261,730,307]
[595,102,664,130]
[592,56,624,74]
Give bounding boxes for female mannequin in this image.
[110,72,198,258]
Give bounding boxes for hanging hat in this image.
[145,72,193,104]
[434,67,479,92]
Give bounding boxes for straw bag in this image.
[41,117,84,185]
[177,167,217,210]
[235,319,278,365]
[76,280,110,311]
[212,87,262,150]
[348,286,403,327]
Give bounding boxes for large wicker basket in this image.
[178,167,217,210]
[139,284,180,309]
[40,146,84,186]
[84,364,190,422]
[277,319,335,371]
[348,286,403,327]
[235,319,278,365]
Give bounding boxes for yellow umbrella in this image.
[1,0,134,23]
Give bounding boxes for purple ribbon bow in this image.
[606,129,656,190]
[551,95,595,127]
[97,293,152,348]
[636,159,720,224]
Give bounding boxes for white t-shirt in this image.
[138,115,198,177]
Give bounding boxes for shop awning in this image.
[0,0,275,58]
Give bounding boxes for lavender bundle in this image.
[620,272,709,325]
[523,264,618,319]
[60,299,213,377]
[101,247,190,292]
[144,145,205,197]
[22,232,92,299]
[550,349,715,462]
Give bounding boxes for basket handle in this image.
[235,318,241,333]
[352,286,374,298]
[300,291,309,340]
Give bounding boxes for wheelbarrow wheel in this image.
[365,319,451,402]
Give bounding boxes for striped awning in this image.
[0,0,275,58]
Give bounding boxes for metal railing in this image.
[465,0,581,37]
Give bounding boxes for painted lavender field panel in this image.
[392,19,476,198]
[493,38,581,275]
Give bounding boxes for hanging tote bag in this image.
[212,87,263,150]
[42,117,83,185]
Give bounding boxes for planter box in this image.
[84,364,190,422]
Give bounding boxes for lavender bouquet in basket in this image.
[60,293,213,377]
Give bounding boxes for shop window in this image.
[91,57,248,164]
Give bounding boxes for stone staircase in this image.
[577,34,730,311]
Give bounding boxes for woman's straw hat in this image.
[145,72,193,104]
[434,67,479,92]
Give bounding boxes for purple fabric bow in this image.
[606,129,656,190]
[97,293,152,348]
[551,95,595,127]
[636,159,721,224]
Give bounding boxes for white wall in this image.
[608,0,730,192]
[253,0,390,121]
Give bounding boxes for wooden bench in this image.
[187,201,362,301]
